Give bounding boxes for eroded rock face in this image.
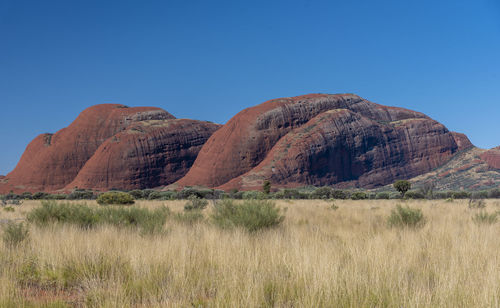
[0,104,177,193]
[66,119,221,191]
[451,132,474,151]
[176,94,461,190]
[480,146,500,170]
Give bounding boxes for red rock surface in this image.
[480,146,500,169]
[176,94,460,189]
[66,119,220,191]
[451,132,474,151]
[0,104,175,193]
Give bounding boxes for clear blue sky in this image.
[1,0,499,175]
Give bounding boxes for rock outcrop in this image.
[65,119,220,191]
[176,94,461,190]
[480,146,500,170]
[0,104,219,193]
[451,132,474,151]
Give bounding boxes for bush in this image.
[331,190,349,199]
[375,192,390,199]
[97,192,135,205]
[27,201,169,234]
[211,199,285,232]
[3,206,15,212]
[242,191,266,200]
[387,205,426,228]
[488,189,500,199]
[311,187,334,199]
[263,180,271,194]
[451,191,471,199]
[350,192,368,200]
[404,190,425,199]
[68,190,95,200]
[148,191,177,200]
[393,180,411,197]
[129,190,144,199]
[32,192,49,200]
[471,191,488,199]
[272,189,309,200]
[473,211,498,225]
[184,195,208,211]
[2,222,30,248]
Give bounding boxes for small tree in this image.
[393,180,411,198]
[262,180,271,195]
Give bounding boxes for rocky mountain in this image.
[1,94,494,193]
[174,94,467,190]
[0,104,220,193]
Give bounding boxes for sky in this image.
[0,0,499,175]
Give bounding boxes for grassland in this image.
[1,199,500,307]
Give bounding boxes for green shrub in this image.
[393,180,411,197]
[350,192,368,200]
[311,187,334,199]
[375,192,390,199]
[331,190,349,199]
[97,192,135,205]
[2,222,30,248]
[451,191,471,199]
[3,206,15,212]
[211,199,285,232]
[47,194,68,200]
[487,189,500,199]
[27,201,169,234]
[263,180,271,194]
[387,205,426,228]
[67,189,95,200]
[184,195,208,211]
[129,190,144,199]
[472,211,498,225]
[32,192,49,200]
[272,189,309,200]
[471,191,488,199]
[242,191,266,200]
[404,190,425,199]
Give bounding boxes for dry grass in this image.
[1,199,500,307]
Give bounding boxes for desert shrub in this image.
[329,201,339,210]
[20,192,33,200]
[468,198,486,209]
[393,180,411,197]
[389,192,401,199]
[242,191,266,200]
[418,182,435,199]
[375,192,390,199]
[68,189,94,200]
[451,191,471,199]
[273,189,309,200]
[3,206,15,212]
[311,187,334,199]
[211,199,285,232]
[331,190,349,199]
[433,191,449,199]
[487,188,500,199]
[387,205,426,228]
[184,195,208,211]
[2,222,30,248]
[177,188,216,199]
[232,191,244,199]
[368,193,377,199]
[97,192,135,205]
[472,211,498,225]
[148,191,177,200]
[350,191,368,200]
[404,190,425,199]
[32,192,49,200]
[46,194,67,200]
[27,201,169,234]
[128,190,144,199]
[263,180,271,194]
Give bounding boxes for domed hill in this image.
[0,104,219,193]
[65,119,220,191]
[174,93,467,190]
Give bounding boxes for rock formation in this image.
[480,146,500,170]
[176,94,462,190]
[66,119,220,191]
[451,132,474,151]
[0,104,219,193]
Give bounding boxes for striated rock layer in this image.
[176,94,462,190]
[66,119,220,191]
[0,104,219,193]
